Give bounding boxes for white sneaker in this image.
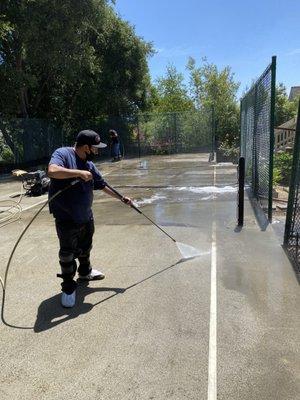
[78,269,105,281]
[61,290,76,308]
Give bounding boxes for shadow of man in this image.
[33,258,193,333]
[34,283,126,333]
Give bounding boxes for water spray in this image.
[105,183,205,260]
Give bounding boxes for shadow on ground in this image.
[33,259,190,333]
[34,284,126,333]
[1,258,195,332]
[246,188,270,231]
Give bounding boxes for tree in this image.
[0,0,153,154]
[187,57,240,148]
[0,0,101,118]
[153,64,194,113]
[275,83,298,127]
[139,64,216,153]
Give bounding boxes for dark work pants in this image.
[111,143,121,159]
[55,219,95,293]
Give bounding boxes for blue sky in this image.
[114,0,300,98]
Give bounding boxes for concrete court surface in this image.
[0,153,299,400]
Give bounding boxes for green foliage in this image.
[274,151,293,185]
[0,127,14,162]
[218,142,239,161]
[273,167,282,187]
[0,146,14,162]
[153,64,194,113]
[0,0,153,147]
[275,83,298,127]
[186,57,240,148]
[137,110,212,154]
[145,58,240,154]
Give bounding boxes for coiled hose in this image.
[0,182,24,228]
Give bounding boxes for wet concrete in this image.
[0,153,299,400]
[217,198,300,400]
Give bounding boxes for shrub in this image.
[273,167,282,187]
[218,142,239,162]
[0,146,14,163]
[273,152,293,185]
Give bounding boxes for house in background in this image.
[289,86,300,101]
[274,86,299,153]
[275,116,297,153]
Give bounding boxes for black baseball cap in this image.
[76,130,107,148]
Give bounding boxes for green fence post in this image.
[239,100,242,158]
[137,115,141,159]
[173,112,178,153]
[212,105,216,157]
[268,55,277,222]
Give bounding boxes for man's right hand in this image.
[78,170,93,182]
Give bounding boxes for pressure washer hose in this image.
[0,179,80,321]
[0,178,142,320]
[0,178,176,323]
[0,182,24,228]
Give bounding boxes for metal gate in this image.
[284,100,300,278]
[240,56,276,221]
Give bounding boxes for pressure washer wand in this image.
[105,183,176,243]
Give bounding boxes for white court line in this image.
[207,166,217,400]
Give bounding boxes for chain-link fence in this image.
[62,110,214,158]
[240,56,276,221]
[284,100,300,278]
[133,110,213,157]
[0,109,213,174]
[0,118,63,173]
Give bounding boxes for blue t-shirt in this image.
[48,147,106,223]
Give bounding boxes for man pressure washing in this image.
[48,129,133,308]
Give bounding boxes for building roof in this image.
[276,116,297,130]
[289,86,300,101]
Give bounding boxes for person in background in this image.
[109,129,122,162]
[48,129,132,308]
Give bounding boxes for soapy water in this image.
[134,195,167,206]
[176,241,210,260]
[201,195,216,201]
[166,185,237,194]
[134,186,235,207]
[138,160,148,169]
